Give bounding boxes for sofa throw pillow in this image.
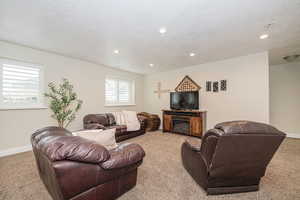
[72,129,118,150]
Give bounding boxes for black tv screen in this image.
[170,91,199,110]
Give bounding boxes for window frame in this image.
[105,76,136,107]
[0,58,46,110]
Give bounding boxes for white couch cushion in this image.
[73,129,118,150]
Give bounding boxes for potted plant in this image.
[44,78,83,128]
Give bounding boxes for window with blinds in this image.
[0,59,44,109]
[105,77,135,106]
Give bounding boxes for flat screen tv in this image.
[170,91,199,110]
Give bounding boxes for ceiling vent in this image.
[283,54,300,62]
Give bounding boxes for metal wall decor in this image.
[220,80,227,91]
[206,81,212,92]
[213,81,219,92]
[206,80,227,93]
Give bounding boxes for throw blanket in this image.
[112,111,140,131]
[112,111,126,125]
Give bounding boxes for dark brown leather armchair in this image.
[31,126,145,200]
[181,121,286,195]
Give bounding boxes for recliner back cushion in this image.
[215,121,284,135]
[209,134,285,178]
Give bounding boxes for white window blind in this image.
[105,77,135,106]
[0,59,45,109]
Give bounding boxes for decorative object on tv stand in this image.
[213,81,219,92]
[175,75,201,92]
[220,80,227,91]
[44,78,83,128]
[206,81,212,92]
[154,82,170,99]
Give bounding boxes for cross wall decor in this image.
[154,82,170,99]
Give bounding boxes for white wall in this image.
[0,43,271,155]
[144,52,270,130]
[270,62,300,135]
[0,41,144,152]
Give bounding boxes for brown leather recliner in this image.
[83,113,147,142]
[31,126,145,200]
[181,121,286,195]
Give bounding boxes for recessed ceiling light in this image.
[149,63,154,67]
[159,27,167,34]
[259,34,269,39]
[113,49,119,54]
[189,53,196,57]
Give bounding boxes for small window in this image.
[0,59,45,109]
[105,77,135,106]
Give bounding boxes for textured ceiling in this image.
[0,0,300,74]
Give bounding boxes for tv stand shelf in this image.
[162,110,207,138]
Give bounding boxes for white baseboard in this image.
[0,145,32,158]
[286,133,300,139]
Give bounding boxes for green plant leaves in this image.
[44,78,83,128]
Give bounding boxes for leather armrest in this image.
[41,136,110,164]
[184,138,201,152]
[200,129,221,165]
[101,143,145,169]
[203,128,224,137]
[181,141,209,172]
[137,115,148,130]
[84,123,106,130]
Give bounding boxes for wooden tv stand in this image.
[162,110,207,138]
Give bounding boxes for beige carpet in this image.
[0,131,299,200]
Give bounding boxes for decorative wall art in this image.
[220,80,227,91]
[206,80,228,93]
[206,81,212,92]
[175,75,201,92]
[154,82,170,99]
[213,81,219,92]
